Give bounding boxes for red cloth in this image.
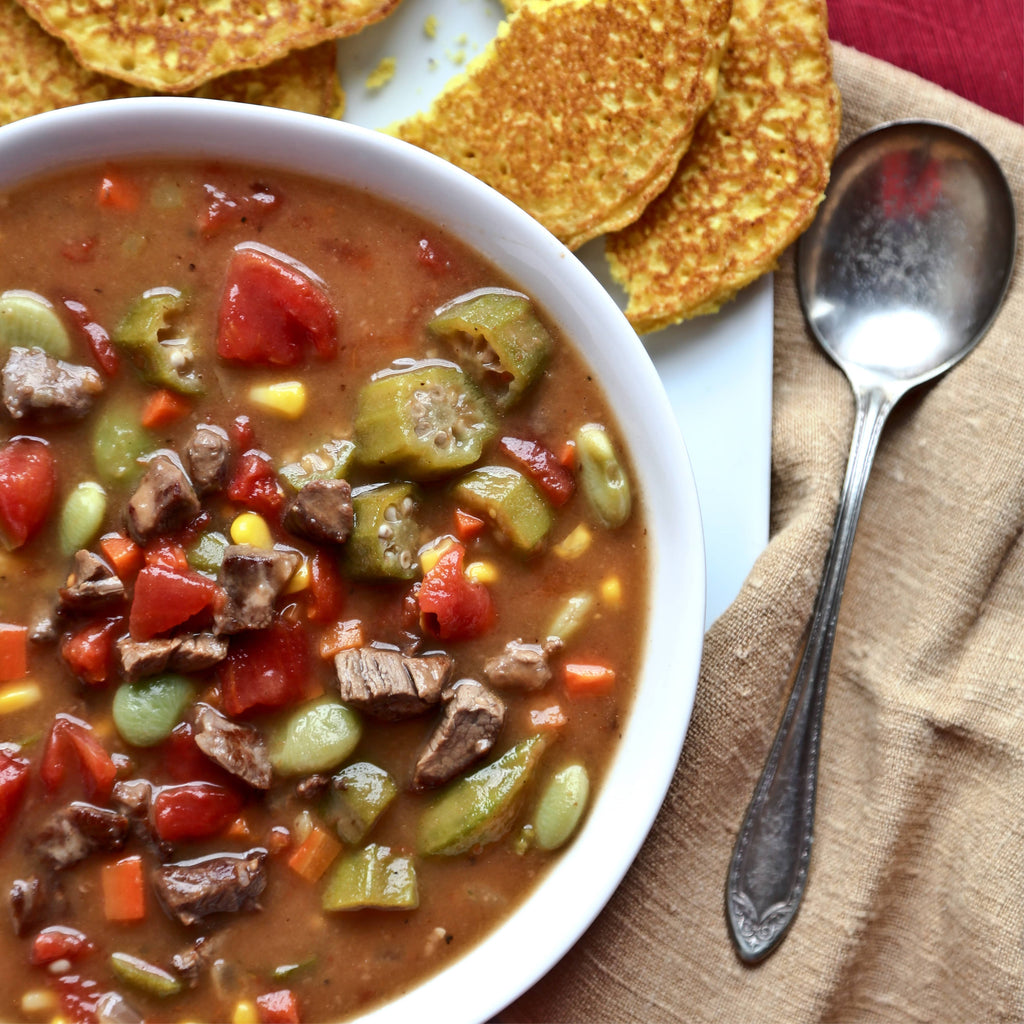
[828,0,1024,123]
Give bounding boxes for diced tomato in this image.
[199,181,281,238]
[142,540,190,572]
[306,550,345,624]
[232,414,256,450]
[228,450,285,517]
[161,722,237,787]
[129,564,221,641]
[0,744,30,844]
[40,715,117,803]
[216,245,337,365]
[51,974,105,1024]
[61,237,97,264]
[219,618,310,716]
[416,236,454,274]
[31,926,95,966]
[499,435,576,507]
[257,988,301,1024]
[62,297,120,377]
[417,544,496,641]
[97,172,141,212]
[0,437,56,551]
[0,623,28,681]
[153,782,244,842]
[61,617,123,686]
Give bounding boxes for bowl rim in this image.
[0,97,707,1024]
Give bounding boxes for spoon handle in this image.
[726,382,895,962]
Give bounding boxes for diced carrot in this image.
[102,855,145,922]
[563,662,616,696]
[318,619,365,660]
[0,624,28,682]
[223,815,254,841]
[453,507,486,542]
[100,534,144,581]
[97,172,141,212]
[256,989,301,1024]
[528,703,568,729]
[557,440,577,469]
[140,388,192,430]
[287,825,341,883]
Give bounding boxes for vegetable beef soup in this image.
[0,159,648,1023]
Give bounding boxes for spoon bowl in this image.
[726,120,1016,963]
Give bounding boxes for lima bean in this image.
[576,423,632,529]
[533,764,590,850]
[270,697,362,776]
[0,291,71,357]
[92,402,153,485]
[112,674,195,748]
[59,481,107,555]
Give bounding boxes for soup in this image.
[0,159,647,1023]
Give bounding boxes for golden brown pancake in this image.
[605,0,841,331]
[13,0,395,94]
[0,0,343,127]
[392,0,732,251]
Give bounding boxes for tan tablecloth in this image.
[503,42,1024,1023]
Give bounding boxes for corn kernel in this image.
[419,536,456,574]
[230,512,273,549]
[20,989,57,1018]
[232,1000,259,1024]
[0,680,41,715]
[285,557,311,594]
[465,560,498,584]
[248,381,307,419]
[552,523,593,559]
[600,575,623,607]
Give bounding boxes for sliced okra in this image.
[452,465,553,553]
[428,288,552,408]
[344,481,421,581]
[321,843,419,911]
[279,438,356,491]
[354,361,496,479]
[321,761,399,844]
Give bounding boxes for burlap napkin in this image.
[503,43,1024,1023]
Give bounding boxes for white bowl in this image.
[0,97,706,1023]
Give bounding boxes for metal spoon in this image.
[726,120,1017,963]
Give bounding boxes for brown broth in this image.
[0,160,648,1023]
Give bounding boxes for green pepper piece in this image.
[321,843,419,911]
[322,761,399,844]
[91,400,154,487]
[428,288,552,408]
[279,438,356,491]
[452,466,553,553]
[112,674,196,748]
[354,361,496,479]
[575,423,632,529]
[417,734,548,856]
[0,290,71,358]
[109,952,183,998]
[269,696,363,776]
[113,287,204,395]
[344,481,421,580]
[187,529,229,574]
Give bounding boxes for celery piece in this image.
[575,423,632,529]
[109,952,182,998]
[354,361,496,479]
[59,481,107,555]
[0,291,71,358]
[344,481,421,581]
[92,401,153,486]
[113,287,204,396]
[112,675,195,748]
[533,764,590,851]
[428,288,551,408]
[452,466,553,553]
[269,697,362,776]
[322,762,398,844]
[321,843,419,911]
[417,734,548,856]
[279,438,355,491]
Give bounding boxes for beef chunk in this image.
[58,549,126,613]
[334,647,452,720]
[185,424,231,495]
[2,346,103,421]
[412,679,506,789]
[193,705,272,790]
[214,545,300,634]
[483,637,563,691]
[153,850,268,926]
[34,802,130,870]
[283,479,354,545]
[116,632,228,682]
[126,454,201,544]
[9,874,65,937]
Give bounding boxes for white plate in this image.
[338,0,772,625]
